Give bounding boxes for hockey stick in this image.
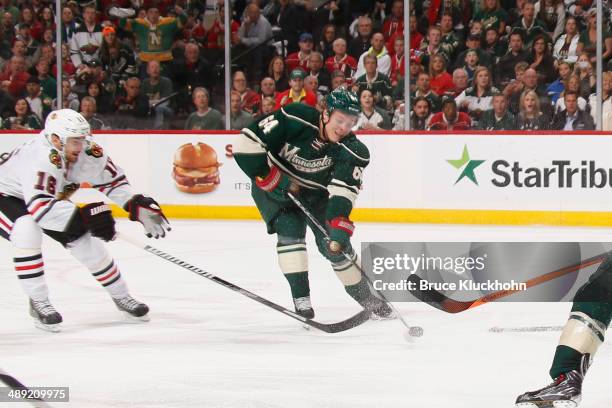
[407,252,608,314]
[117,233,370,333]
[286,192,423,338]
[489,326,565,333]
[0,368,55,408]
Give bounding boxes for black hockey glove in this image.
[80,202,116,242]
[124,194,171,238]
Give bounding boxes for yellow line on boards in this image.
[109,205,612,227]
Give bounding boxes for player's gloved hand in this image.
[255,165,293,202]
[80,202,116,242]
[125,194,171,238]
[327,217,354,254]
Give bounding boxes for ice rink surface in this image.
[1,219,612,408]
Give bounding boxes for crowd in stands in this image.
[0,0,611,131]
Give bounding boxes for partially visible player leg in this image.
[275,212,313,318]
[65,233,150,321]
[0,194,62,332]
[516,255,612,407]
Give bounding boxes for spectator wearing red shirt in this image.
[0,56,30,98]
[428,97,472,130]
[325,38,357,81]
[286,33,314,73]
[275,69,317,109]
[390,36,405,86]
[382,0,404,41]
[233,70,261,114]
[429,54,454,96]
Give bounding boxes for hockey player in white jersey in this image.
[0,109,170,332]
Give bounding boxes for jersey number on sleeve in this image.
[34,172,57,195]
[258,116,280,135]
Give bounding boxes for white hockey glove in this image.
[125,195,171,238]
[108,7,136,18]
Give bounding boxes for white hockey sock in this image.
[12,248,48,301]
[67,233,129,299]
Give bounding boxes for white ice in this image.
[1,220,612,408]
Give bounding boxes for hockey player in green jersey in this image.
[516,254,612,407]
[233,88,393,319]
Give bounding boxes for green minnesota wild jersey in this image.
[234,103,369,218]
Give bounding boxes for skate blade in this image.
[120,311,150,323]
[33,320,61,333]
[516,399,579,408]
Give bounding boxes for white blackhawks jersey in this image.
[0,134,134,232]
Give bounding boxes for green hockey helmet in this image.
[325,88,361,117]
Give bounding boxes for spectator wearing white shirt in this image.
[353,32,391,79]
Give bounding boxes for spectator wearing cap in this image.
[142,60,174,129]
[24,76,50,122]
[477,93,516,130]
[0,56,30,98]
[325,38,358,81]
[233,70,261,115]
[511,2,550,49]
[552,91,595,130]
[70,5,103,69]
[429,54,454,97]
[428,97,472,130]
[495,31,530,87]
[389,36,405,87]
[454,33,493,71]
[114,5,187,65]
[287,33,314,73]
[411,72,442,113]
[99,25,138,85]
[228,90,254,130]
[184,87,224,130]
[483,26,508,63]
[353,54,393,110]
[79,96,107,130]
[234,3,273,82]
[472,0,509,36]
[1,98,42,130]
[306,52,330,92]
[553,16,581,66]
[348,16,373,60]
[353,88,392,131]
[275,68,317,109]
[577,8,612,66]
[354,32,391,79]
[420,26,453,70]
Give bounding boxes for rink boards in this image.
[2,130,612,226]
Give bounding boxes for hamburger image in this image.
[172,142,222,193]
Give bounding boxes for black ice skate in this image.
[29,299,63,333]
[113,295,150,322]
[515,356,590,408]
[293,296,315,319]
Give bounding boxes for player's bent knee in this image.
[67,233,111,271]
[10,216,42,249]
[559,311,607,356]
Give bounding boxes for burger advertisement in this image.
[172,142,222,194]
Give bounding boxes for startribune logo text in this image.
[492,160,612,188]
